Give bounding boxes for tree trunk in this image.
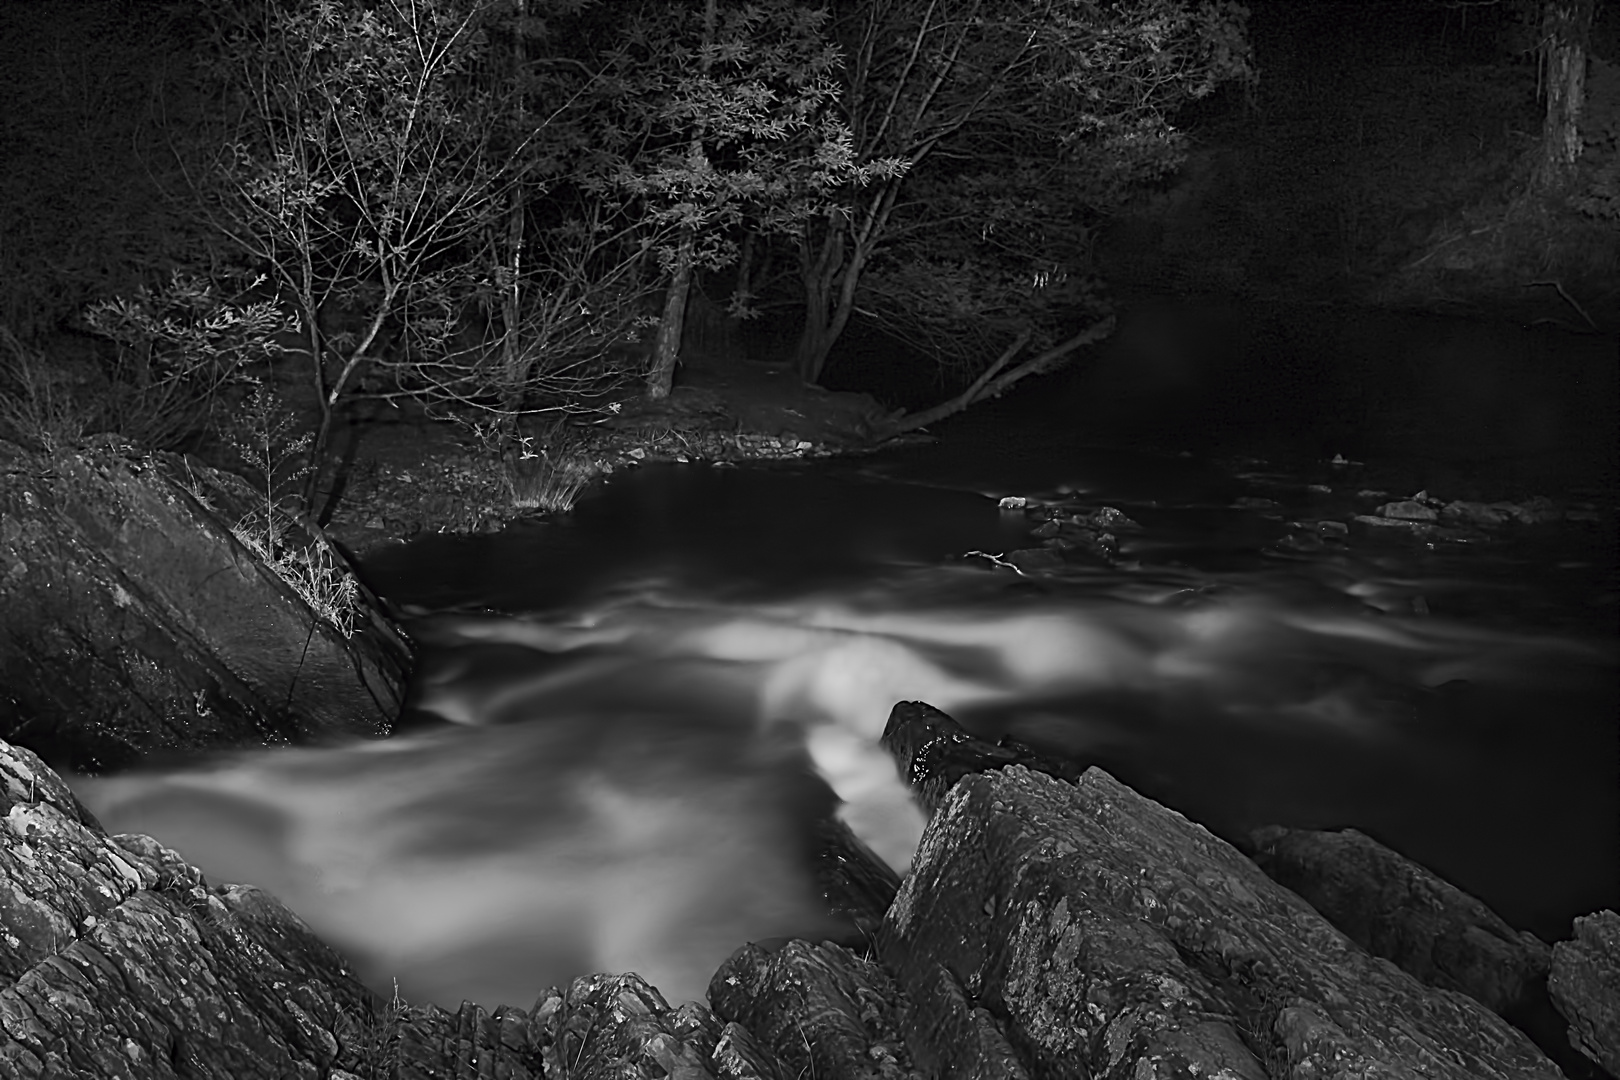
[499,194,527,416]
[645,234,693,400]
[881,316,1116,437]
[643,0,715,401]
[1533,0,1595,193]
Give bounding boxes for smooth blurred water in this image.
[74,443,1618,1011]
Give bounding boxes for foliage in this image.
[590,1,905,287]
[0,274,280,454]
[751,0,1256,383]
[197,0,635,473]
[223,382,361,638]
[0,327,96,454]
[81,272,289,450]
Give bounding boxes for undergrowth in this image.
[225,382,361,637]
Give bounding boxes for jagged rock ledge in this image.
[5,696,1617,1078]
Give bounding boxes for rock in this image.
[881,699,1083,813]
[1376,498,1439,522]
[0,440,409,770]
[4,735,803,1079]
[879,701,1564,1080]
[709,940,913,1079]
[1,737,376,1079]
[1550,910,1620,1076]
[810,815,902,941]
[1440,499,1510,527]
[1242,825,1551,1018]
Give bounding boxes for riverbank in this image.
[302,358,900,559]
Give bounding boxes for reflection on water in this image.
[74,461,1618,1011]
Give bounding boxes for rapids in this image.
[73,448,1617,1010]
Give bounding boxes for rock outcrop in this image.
[1239,824,1615,1078]
[878,699,1568,1080]
[1,737,376,1078]
[1241,824,1551,1018]
[6,688,1603,1079]
[1550,910,1620,1077]
[0,439,409,771]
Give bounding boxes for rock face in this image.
[879,700,1564,1080]
[1240,824,1615,1079]
[0,440,409,770]
[1242,824,1551,1017]
[1,735,804,1080]
[1550,910,1620,1076]
[1,737,376,1078]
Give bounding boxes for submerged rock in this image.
[0,440,409,771]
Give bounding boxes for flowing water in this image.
[74,423,1617,1010]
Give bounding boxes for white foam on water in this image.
[72,580,1613,1010]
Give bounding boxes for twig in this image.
[964,550,1026,576]
[1524,280,1599,331]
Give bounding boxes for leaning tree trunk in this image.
[644,233,693,400]
[881,316,1116,437]
[1533,0,1595,194]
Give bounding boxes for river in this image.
[73,406,1617,1011]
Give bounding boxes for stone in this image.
[1550,910,1620,1076]
[879,701,1564,1080]
[1243,825,1551,1018]
[0,440,409,771]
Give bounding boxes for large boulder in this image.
[0,439,409,770]
[879,700,1565,1080]
[1239,825,1612,1078]
[1241,825,1551,1016]
[1550,910,1620,1076]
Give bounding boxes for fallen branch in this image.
[1524,280,1599,331]
[883,315,1116,436]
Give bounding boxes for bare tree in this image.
[197,0,645,487]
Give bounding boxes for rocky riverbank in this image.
[4,699,1617,1078]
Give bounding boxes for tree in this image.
[1533,0,1597,193]
[588,0,898,398]
[774,0,1254,401]
[196,0,653,492]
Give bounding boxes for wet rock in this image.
[1550,910,1620,1076]
[1376,498,1440,522]
[881,699,1083,813]
[1,737,376,1079]
[1236,824,1610,1075]
[1242,825,1551,1017]
[0,440,409,770]
[879,700,1564,1080]
[709,940,913,1079]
